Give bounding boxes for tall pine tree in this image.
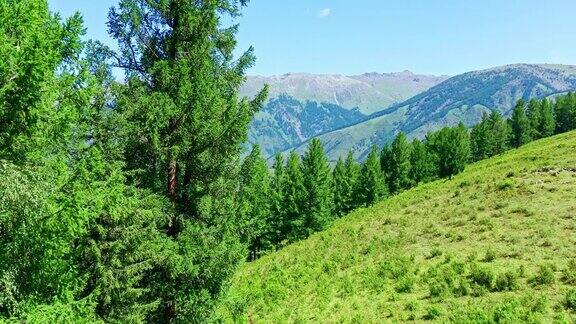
[237,145,271,260]
[107,0,268,320]
[268,153,286,247]
[386,132,413,193]
[526,98,543,140]
[356,146,387,206]
[510,99,532,147]
[410,138,437,184]
[426,123,470,179]
[283,151,306,242]
[300,138,333,239]
[540,98,556,137]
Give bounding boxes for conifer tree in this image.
[332,157,348,217]
[540,98,556,137]
[386,132,413,193]
[487,110,511,156]
[237,145,271,260]
[300,138,333,238]
[107,0,268,320]
[283,151,306,242]
[526,98,543,139]
[554,92,576,133]
[410,138,436,184]
[510,99,532,147]
[470,113,491,161]
[344,150,361,212]
[356,146,387,206]
[333,152,359,217]
[268,153,286,247]
[426,123,470,179]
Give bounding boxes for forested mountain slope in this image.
[220,131,576,322]
[284,64,576,161]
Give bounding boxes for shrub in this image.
[429,280,450,298]
[469,264,495,290]
[423,305,443,320]
[565,289,576,311]
[562,259,576,284]
[395,275,416,293]
[427,247,443,259]
[497,180,514,190]
[494,270,519,292]
[483,248,497,262]
[530,264,555,286]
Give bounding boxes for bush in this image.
[395,275,416,293]
[469,264,495,290]
[427,247,443,259]
[530,264,555,286]
[562,259,576,284]
[483,248,497,262]
[423,305,443,320]
[565,289,576,311]
[429,280,450,298]
[494,270,519,292]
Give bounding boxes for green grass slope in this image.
[220,131,576,323]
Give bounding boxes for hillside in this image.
[219,131,576,322]
[243,72,447,157]
[284,64,576,161]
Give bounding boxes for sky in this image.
[48,0,576,77]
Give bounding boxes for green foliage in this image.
[526,98,543,139]
[268,153,286,246]
[283,152,306,241]
[510,99,533,147]
[238,145,271,259]
[383,132,412,193]
[356,146,387,206]
[565,289,576,311]
[554,92,576,133]
[105,0,267,320]
[494,270,519,292]
[540,98,556,138]
[409,138,437,184]
[562,259,576,284]
[530,264,556,286]
[0,0,84,163]
[300,139,333,237]
[471,111,511,161]
[426,123,470,178]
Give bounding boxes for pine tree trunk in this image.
[167,159,177,201]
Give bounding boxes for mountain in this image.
[247,95,367,157]
[242,72,448,156]
[242,71,449,114]
[219,131,576,322]
[283,64,576,161]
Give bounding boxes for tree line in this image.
[238,93,576,258]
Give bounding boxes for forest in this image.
[1,0,576,322]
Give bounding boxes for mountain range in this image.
[243,64,576,160]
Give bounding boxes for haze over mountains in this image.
[243,64,576,160]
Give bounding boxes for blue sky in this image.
[49,0,576,76]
